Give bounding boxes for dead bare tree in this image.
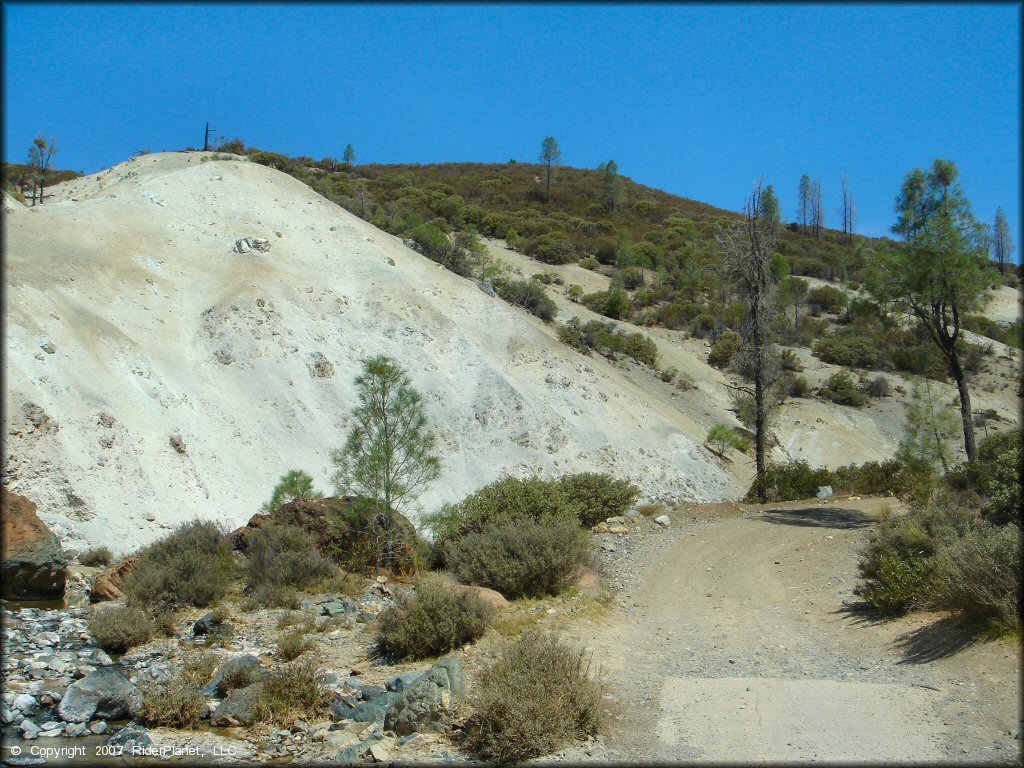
[716,178,781,499]
[840,172,856,244]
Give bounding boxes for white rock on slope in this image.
[2,152,738,553]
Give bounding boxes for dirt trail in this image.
[560,498,1021,764]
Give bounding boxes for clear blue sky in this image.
[3,3,1020,244]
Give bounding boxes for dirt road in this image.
[559,498,1021,763]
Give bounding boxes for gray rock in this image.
[350,692,399,724]
[65,722,88,737]
[321,600,356,617]
[210,683,263,727]
[816,485,833,499]
[107,724,151,750]
[89,720,108,735]
[654,514,671,527]
[40,340,56,355]
[385,673,421,693]
[12,694,38,715]
[19,719,41,735]
[384,658,464,736]
[359,685,388,701]
[57,668,143,723]
[336,730,385,762]
[203,655,263,698]
[3,755,47,766]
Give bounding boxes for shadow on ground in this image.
[892,615,984,664]
[757,506,873,529]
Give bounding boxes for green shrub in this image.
[780,348,803,372]
[788,374,810,397]
[708,331,741,368]
[807,285,848,314]
[856,500,977,613]
[745,461,835,502]
[260,469,323,514]
[977,429,1021,525]
[88,605,155,653]
[857,553,932,613]
[276,629,315,661]
[690,313,717,338]
[557,473,639,527]
[79,547,113,567]
[928,523,1020,627]
[705,423,745,456]
[864,375,890,398]
[375,576,496,660]
[832,460,908,496]
[425,476,579,547]
[813,334,880,368]
[123,521,234,610]
[492,276,558,321]
[255,657,329,727]
[819,370,867,407]
[465,631,604,763]
[243,523,338,594]
[446,519,589,599]
[557,317,658,367]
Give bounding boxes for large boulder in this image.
[57,668,143,723]
[1,488,67,600]
[209,683,263,727]
[384,658,464,736]
[228,496,420,575]
[89,557,136,603]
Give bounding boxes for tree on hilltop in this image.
[539,136,562,204]
[992,207,1014,275]
[344,144,357,164]
[27,135,56,205]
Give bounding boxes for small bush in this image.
[676,372,696,391]
[492,276,558,321]
[255,657,329,727]
[243,523,338,594]
[832,460,908,496]
[88,605,155,653]
[746,461,834,502]
[788,374,810,397]
[260,469,323,514]
[705,423,744,456]
[708,331,741,368]
[813,334,880,368]
[807,285,848,314]
[928,523,1020,627]
[139,674,206,728]
[375,576,496,660]
[446,519,589,600]
[557,472,639,527]
[857,553,932,613]
[276,628,315,661]
[864,375,890,398]
[638,503,666,518]
[79,547,113,567]
[465,631,604,763]
[124,521,234,610]
[780,348,803,372]
[819,370,867,407]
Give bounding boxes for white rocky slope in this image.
[2,152,738,553]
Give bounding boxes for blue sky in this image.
[3,3,1020,244]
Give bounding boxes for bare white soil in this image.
[2,153,738,553]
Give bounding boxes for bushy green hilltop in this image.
[215,143,1020,369]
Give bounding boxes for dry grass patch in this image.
[88,605,155,653]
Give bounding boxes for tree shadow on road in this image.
[757,506,873,529]
[892,615,984,664]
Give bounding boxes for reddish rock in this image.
[1,487,67,599]
[89,557,137,603]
